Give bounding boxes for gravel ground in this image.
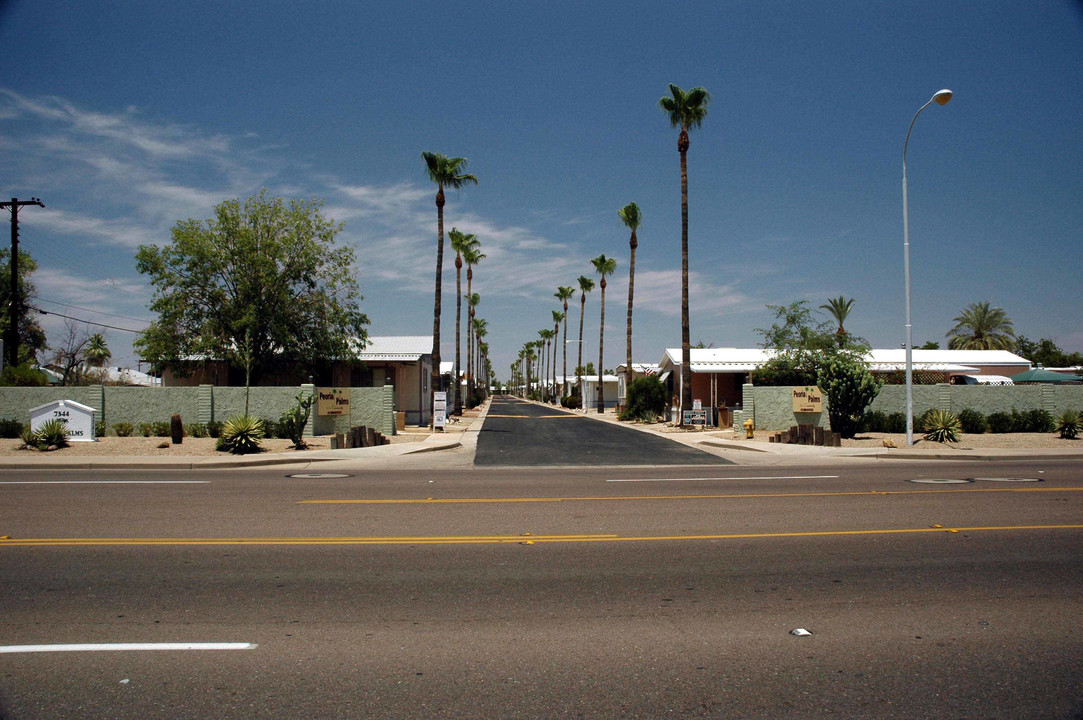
[0,430,429,457]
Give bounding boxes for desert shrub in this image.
[112,422,134,437]
[562,395,581,409]
[1056,410,1081,440]
[915,408,936,432]
[986,411,1013,434]
[858,410,888,433]
[151,421,171,437]
[0,362,49,386]
[958,408,988,434]
[1021,409,1054,433]
[279,392,314,449]
[94,420,106,437]
[922,409,961,444]
[215,415,265,454]
[884,412,907,434]
[619,376,667,422]
[138,422,154,437]
[185,423,208,438]
[33,419,70,450]
[206,420,224,438]
[0,418,25,439]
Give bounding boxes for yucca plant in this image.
[922,409,961,444]
[34,419,71,450]
[1056,410,1081,440]
[215,415,265,455]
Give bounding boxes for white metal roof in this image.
[659,347,1030,373]
[356,336,432,361]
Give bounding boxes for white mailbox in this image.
[29,399,97,442]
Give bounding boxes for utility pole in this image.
[1,197,45,367]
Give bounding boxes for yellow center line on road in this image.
[0,525,1080,547]
[299,487,1083,505]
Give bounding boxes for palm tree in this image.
[555,286,576,400]
[576,275,595,403]
[422,151,478,422]
[947,301,1017,350]
[449,228,479,414]
[618,202,642,387]
[473,317,488,398]
[538,329,552,399]
[85,333,111,368]
[659,84,710,424]
[552,309,564,402]
[592,254,617,413]
[465,292,481,403]
[463,245,485,400]
[820,296,855,346]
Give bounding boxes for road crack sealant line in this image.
[1,525,1080,547]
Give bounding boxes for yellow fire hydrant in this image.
[743,417,754,439]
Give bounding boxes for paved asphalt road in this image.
[1,458,1081,718]
[476,396,730,466]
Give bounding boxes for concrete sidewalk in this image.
[555,401,1083,464]
[0,401,491,471]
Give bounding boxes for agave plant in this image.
[922,409,961,444]
[215,415,266,455]
[1056,410,1081,440]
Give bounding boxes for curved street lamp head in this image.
[932,89,953,106]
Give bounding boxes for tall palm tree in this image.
[618,202,642,387]
[422,151,477,421]
[576,275,595,402]
[820,296,855,346]
[449,228,479,414]
[465,292,481,403]
[555,286,576,400]
[538,329,552,399]
[592,254,617,413]
[552,309,564,402]
[473,317,488,397]
[659,84,710,424]
[463,246,485,399]
[946,301,1017,350]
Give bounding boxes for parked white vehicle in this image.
[949,374,1014,386]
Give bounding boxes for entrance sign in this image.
[433,391,447,430]
[792,386,823,413]
[683,409,707,426]
[29,399,96,442]
[317,388,351,416]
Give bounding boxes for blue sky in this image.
[1,1,1080,380]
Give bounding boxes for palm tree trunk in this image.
[678,132,692,426]
[577,295,586,404]
[562,301,569,402]
[552,326,559,403]
[626,230,637,398]
[598,280,606,413]
[431,186,445,425]
[453,256,462,415]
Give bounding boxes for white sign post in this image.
[433,391,447,431]
[29,399,97,442]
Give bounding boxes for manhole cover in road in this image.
[968,477,1043,483]
[287,473,353,479]
[908,478,973,484]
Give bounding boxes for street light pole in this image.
[903,89,952,446]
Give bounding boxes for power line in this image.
[36,297,151,324]
[30,306,145,334]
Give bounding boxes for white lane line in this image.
[607,475,839,482]
[0,481,210,485]
[0,642,256,654]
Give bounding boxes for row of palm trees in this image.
[427,84,710,422]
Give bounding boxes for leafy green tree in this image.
[620,375,667,422]
[817,350,883,439]
[0,248,47,364]
[449,228,479,414]
[421,152,477,415]
[659,83,710,424]
[576,275,594,398]
[1015,336,1083,368]
[946,301,1016,350]
[755,300,869,386]
[592,254,617,412]
[619,202,642,384]
[135,191,368,407]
